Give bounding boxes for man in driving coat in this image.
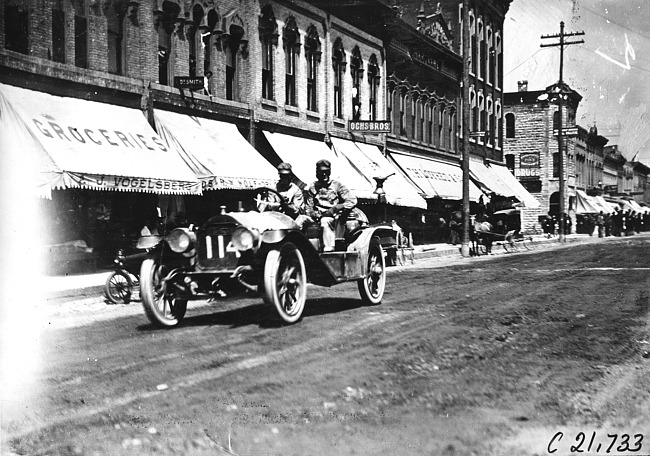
[306,159,357,252]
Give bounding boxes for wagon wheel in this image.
[263,243,307,324]
[140,258,187,328]
[105,270,133,304]
[358,242,386,305]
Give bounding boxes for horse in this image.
[472,220,494,255]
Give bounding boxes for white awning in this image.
[488,164,541,208]
[389,152,483,201]
[0,83,201,197]
[263,131,377,200]
[154,110,278,190]
[330,138,427,209]
[575,190,601,214]
[594,195,615,214]
[469,160,517,199]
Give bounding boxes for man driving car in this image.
[307,159,357,252]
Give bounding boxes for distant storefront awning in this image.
[263,131,377,200]
[0,83,201,198]
[575,190,601,214]
[488,164,541,208]
[594,195,615,214]
[154,110,277,190]
[469,160,517,199]
[389,152,483,201]
[330,138,426,209]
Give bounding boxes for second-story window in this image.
[259,5,278,101]
[427,103,433,144]
[418,100,425,142]
[107,1,128,75]
[350,46,363,121]
[367,54,380,121]
[5,0,29,55]
[187,5,204,78]
[505,113,515,138]
[399,91,406,136]
[224,18,246,102]
[410,96,416,139]
[332,38,346,119]
[305,25,321,112]
[283,17,299,107]
[52,0,65,63]
[387,87,394,134]
[73,0,88,68]
[156,1,181,86]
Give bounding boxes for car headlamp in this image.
[166,228,196,253]
[231,227,259,252]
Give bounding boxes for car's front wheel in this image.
[140,258,187,327]
[357,242,386,305]
[263,243,307,324]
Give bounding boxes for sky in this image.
[503,0,650,165]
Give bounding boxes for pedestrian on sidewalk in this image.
[596,211,605,238]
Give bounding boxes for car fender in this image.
[348,225,395,263]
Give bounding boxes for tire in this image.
[263,243,307,324]
[105,270,133,304]
[357,243,386,305]
[522,237,533,250]
[140,258,187,328]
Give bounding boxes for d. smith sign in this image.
[348,121,391,133]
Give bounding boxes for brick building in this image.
[503,81,616,232]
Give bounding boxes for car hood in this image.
[204,211,300,232]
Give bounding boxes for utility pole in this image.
[460,0,471,257]
[541,22,584,242]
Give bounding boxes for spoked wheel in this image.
[105,270,133,304]
[358,243,386,305]
[522,236,534,250]
[264,243,307,324]
[140,258,187,327]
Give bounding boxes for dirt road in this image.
[3,235,650,456]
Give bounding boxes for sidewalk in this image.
[41,232,614,299]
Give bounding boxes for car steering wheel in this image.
[254,187,286,213]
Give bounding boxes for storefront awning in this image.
[488,164,541,208]
[0,83,201,197]
[594,195,615,214]
[263,131,377,200]
[388,152,483,201]
[469,160,517,199]
[575,190,601,214]
[154,110,277,190]
[330,138,427,209]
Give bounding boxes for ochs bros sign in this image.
[348,121,392,133]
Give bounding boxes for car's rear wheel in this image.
[105,270,132,304]
[263,243,307,324]
[358,242,386,305]
[140,258,187,327]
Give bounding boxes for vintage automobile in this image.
[139,188,394,327]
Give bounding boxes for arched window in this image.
[367,54,380,121]
[5,0,29,54]
[156,1,181,86]
[427,103,433,144]
[224,15,246,101]
[418,99,425,142]
[283,16,299,106]
[387,87,395,133]
[305,25,321,112]
[350,46,363,121]
[73,0,88,68]
[259,5,278,101]
[204,10,219,81]
[410,95,416,139]
[399,91,406,136]
[553,110,560,130]
[107,1,128,75]
[449,111,456,151]
[505,113,515,138]
[332,38,346,118]
[469,11,476,74]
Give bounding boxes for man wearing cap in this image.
[307,159,357,252]
[274,162,305,219]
